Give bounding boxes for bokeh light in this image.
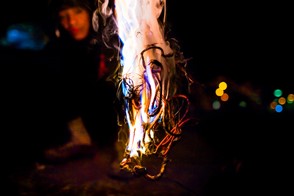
[212,100,221,110]
[219,81,227,90]
[275,104,283,113]
[220,93,229,102]
[273,89,283,98]
[215,88,224,97]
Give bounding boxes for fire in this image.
[94,0,192,179]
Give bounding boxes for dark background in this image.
[1,1,293,195]
[1,2,292,135]
[1,1,293,88]
[1,0,293,152]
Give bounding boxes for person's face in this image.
[58,7,91,41]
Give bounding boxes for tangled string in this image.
[116,45,192,180]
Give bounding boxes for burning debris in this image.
[93,0,192,180]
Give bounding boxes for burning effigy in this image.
[93,0,193,180]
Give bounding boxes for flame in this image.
[116,0,175,155]
[95,0,192,179]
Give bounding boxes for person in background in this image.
[41,0,117,163]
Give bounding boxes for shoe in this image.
[43,142,96,163]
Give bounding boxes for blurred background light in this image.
[212,100,221,110]
[275,104,283,113]
[0,23,48,51]
[274,89,283,98]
